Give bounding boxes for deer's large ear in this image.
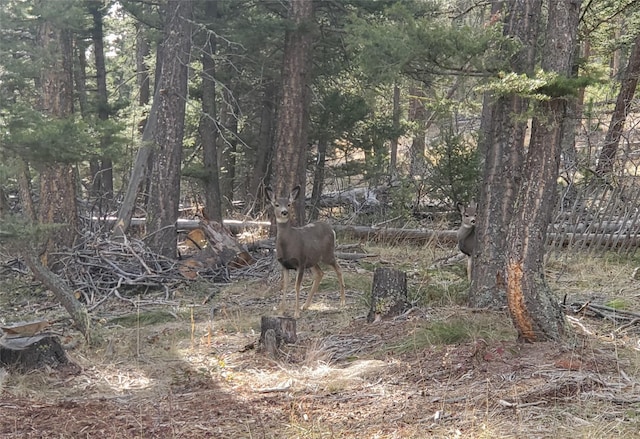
[265,187,274,203]
[457,202,465,214]
[290,185,301,202]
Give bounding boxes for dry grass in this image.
[1,242,639,438]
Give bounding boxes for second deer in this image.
[266,185,345,318]
[457,200,477,282]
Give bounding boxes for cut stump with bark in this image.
[368,267,409,322]
[0,334,69,372]
[259,316,297,358]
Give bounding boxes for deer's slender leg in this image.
[302,265,324,311]
[331,262,346,307]
[294,268,305,318]
[280,268,290,314]
[467,256,472,283]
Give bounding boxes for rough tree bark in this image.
[505,0,581,342]
[389,84,401,173]
[248,81,276,209]
[470,0,541,308]
[198,0,223,224]
[595,33,640,176]
[271,0,314,226]
[408,84,427,176]
[146,0,193,258]
[219,88,238,212]
[36,16,78,267]
[309,137,328,221]
[88,0,114,203]
[367,268,408,323]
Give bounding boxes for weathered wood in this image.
[200,220,254,268]
[0,334,69,372]
[367,267,409,323]
[259,316,297,358]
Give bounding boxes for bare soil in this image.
[1,249,639,438]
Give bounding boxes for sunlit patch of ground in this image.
[1,246,639,438]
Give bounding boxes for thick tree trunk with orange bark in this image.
[505,0,581,342]
[471,0,541,308]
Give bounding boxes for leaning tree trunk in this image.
[111,23,153,237]
[271,0,314,226]
[145,0,193,258]
[505,0,581,342]
[595,33,640,176]
[198,0,223,224]
[23,254,91,343]
[470,0,541,308]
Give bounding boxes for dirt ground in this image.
[1,248,639,438]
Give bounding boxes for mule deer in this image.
[457,200,477,282]
[266,185,345,318]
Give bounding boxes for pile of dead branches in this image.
[48,234,233,309]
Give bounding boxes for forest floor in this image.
[1,241,639,438]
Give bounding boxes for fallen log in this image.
[92,217,640,248]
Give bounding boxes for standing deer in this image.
[457,200,477,282]
[266,185,345,318]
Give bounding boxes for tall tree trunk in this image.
[470,0,541,308]
[272,0,314,226]
[145,0,193,258]
[505,0,581,342]
[89,0,113,203]
[219,88,238,212]
[17,158,37,223]
[198,0,223,223]
[248,81,276,208]
[0,187,8,219]
[36,18,78,267]
[309,137,328,221]
[408,84,427,176]
[389,84,401,174]
[136,23,151,109]
[595,33,640,176]
[559,43,584,207]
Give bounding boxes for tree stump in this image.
[367,267,409,322]
[0,334,69,372]
[259,316,297,358]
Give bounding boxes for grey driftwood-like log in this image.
[93,217,640,249]
[0,334,69,372]
[367,267,409,323]
[259,316,297,358]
